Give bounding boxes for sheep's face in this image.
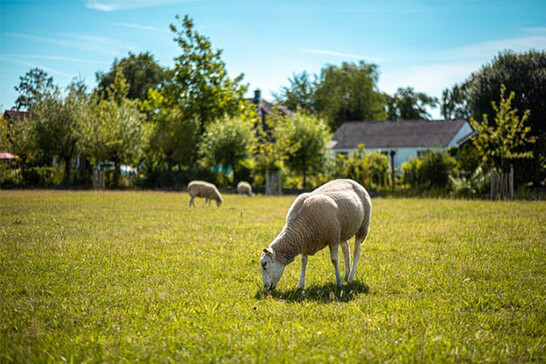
[216,199,222,207]
[260,248,285,290]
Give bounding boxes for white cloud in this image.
[2,54,108,65]
[85,0,194,12]
[0,55,73,78]
[113,22,169,33]
[4,32,134,57]
[302,48,382,62]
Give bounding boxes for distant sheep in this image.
[188,181,223,207]
[237,181,253,196]
[260,179,372,290]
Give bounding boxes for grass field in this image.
[0,190,545,362]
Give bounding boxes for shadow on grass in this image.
[255,281,369,303]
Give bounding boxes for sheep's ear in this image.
[262,248,273,256]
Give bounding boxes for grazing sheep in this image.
[188,181,224,207]
[237,181,253,196]
[260,179,371,290]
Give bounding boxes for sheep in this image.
[188,181,224,207]
[260,179,371,290]
[237,181,253,196]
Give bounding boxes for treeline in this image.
[0,14,544,196]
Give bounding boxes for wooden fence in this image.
[490,165,514,200]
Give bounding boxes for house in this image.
[330,119,474,170]
[247,89,293,126]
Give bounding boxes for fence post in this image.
[490,166,495,200]
[509,164,514,200]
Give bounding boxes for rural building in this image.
[330,119,474,170]
[247,89,293,125]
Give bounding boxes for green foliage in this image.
[273,71,317,112]
[13,68,58,110]
[467,50,546,183]
[95,52,167,101]
[314,61,387,131]
[277,112,331,189]
[441,81,470,119]
[30,88,87,183]
[342,144,369,183]
[450,166,489,198]
[199,115,257,185]
[165,14,248,134]
[367,151,389,187]
[1,192,545,362]
[0,115,11,153]
[469,84,535,173]
[386,87,438,120]
[81,68,146,184]
[402,150,456,189]
[21,166,61,186]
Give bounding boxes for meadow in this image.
[0,190,544,362]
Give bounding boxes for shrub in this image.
[22,166,60,186]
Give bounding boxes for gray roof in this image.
[332,119,468,149]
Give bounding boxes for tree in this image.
[469,84,535,174]
[441,82,470,119]
[166,14,248,134]
[31,88,87,184]
[467,50,545,186]
[95,52,167,101]
[141,15,250,180]
[273,71,317,112]
[314,61,387,131]
[14,68,58,110]
[82,68,146,185]
[278,112,331,189]
[199,115,256,186]
[386,87,438,120]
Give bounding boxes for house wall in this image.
[448,122,473,147]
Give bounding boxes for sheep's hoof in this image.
[296,283,305,289]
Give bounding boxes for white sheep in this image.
[260,179,371,290]
[188,181,224,207]
[237,181,253,196]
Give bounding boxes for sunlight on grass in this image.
[1,191,545,362]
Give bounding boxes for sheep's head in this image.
[216,198,222,207]
[260,247,285,290]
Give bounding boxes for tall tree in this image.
[199,115,256,186]
[441,82,470,119]
[386,87,438,120]
[142,14,250,178]
[469,84,535,174]
[31,88,87,184]
[278,112,331,189]
[314,61,387,131]
[467,50,546,186]
[95,52,167,101]
[273,71,316,112]
[13,68,58,110]
[82,68,146,185]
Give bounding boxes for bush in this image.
[367,152,389,187]
[22,166,60,186]
[419,151,456,188]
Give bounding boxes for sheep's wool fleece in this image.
[237,181,252,195]
[272,179,371,264]
[188,181,223,201]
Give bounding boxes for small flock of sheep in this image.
[186,178,371,290]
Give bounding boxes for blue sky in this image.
[1,0,545,118]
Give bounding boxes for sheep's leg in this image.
[341,241,351,282]
[329,244,343,287]
[189,196,195,207]
[348,236,366,282]
[203,198,208,207]
[297,254,308,289]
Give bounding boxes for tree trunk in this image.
[63,156,71,185]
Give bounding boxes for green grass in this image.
[1,191,545,362]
